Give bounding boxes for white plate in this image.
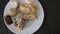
[4,0,44,34]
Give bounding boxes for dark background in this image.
[0,0,60,34]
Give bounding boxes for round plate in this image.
[4,0,44,34]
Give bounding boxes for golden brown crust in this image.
[8,8,17,16]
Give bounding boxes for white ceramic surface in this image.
[4,0,44,34]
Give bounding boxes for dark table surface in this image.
[0,0,60,34]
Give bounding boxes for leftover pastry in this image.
[8,8,17,16]
[22,13,37,19]
[14,17,27,31]
[20,3,38,14]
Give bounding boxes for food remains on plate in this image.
[4,15,13,25]
[8,8,17,16]
[4,1,38,31]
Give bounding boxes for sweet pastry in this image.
[22,13,37,19]
[14,17,26,31]
[20,3,38,14]
[8,8,17,16]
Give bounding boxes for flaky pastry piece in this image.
[20,3,38,14]
[22,13,37,19]
[8,8,17,16]
[14,17,26,31]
